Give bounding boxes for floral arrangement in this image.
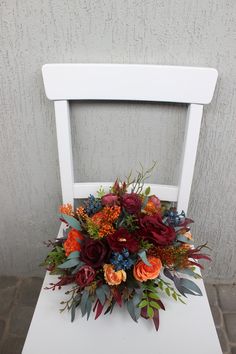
[42,166,210,331]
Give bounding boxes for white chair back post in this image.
[42,64,218,213]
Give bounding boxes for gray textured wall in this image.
[0,0,235,283]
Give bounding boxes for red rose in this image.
[122,193,142,214]
[80,239,110,268]
[140,214,176,246]
[102,193,118,206]
[107,228,139,253]
[75,265,96,287]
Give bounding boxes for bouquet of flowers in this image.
[42,166,210,331]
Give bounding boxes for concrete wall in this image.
[0,0,235,283]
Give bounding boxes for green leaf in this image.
[147,306,154,318]
[165,287,171,296]
[71,301,77,322]
[67,251,80,259]
[60,214,82,231]
[138,250,151,266]
[127,300,141,322]
[58,258,80,269]
[180,278,202,296]
[81,291,89,317]
[149,292,159,300]
[179,298,186,304]
[71,262,85,274]
[96,287,106,305]
[138,300,148,308]
[145,186,151,195]
[86,297,92,320]
[101,284,110,297]
[158,281,163,290]
[172,293,177,301]
[150,301,161,310]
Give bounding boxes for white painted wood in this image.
[54,100,74,205]
[22,230,222,354]
[73,182,178,202]
[22,64,221,354]
[177,104,203,213]
[42,64,218,104]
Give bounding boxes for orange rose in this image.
[133,256,162,282]
[103,264,127,286]
[63,229,84,256]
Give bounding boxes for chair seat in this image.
[23,225,222,354]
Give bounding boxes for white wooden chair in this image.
[23,64,222,354]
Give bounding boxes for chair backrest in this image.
[42,64,218,213]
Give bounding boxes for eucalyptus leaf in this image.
[71,301,77,322]
[58,258,80,269]
[96,287,106,305]
[71,262,85,274]
[81,291,89,317]
[142,196,149,209]
[138,250,151,266]
[179,278,202,296]
[67,251,80,259]
[60,214,82,231]
[101,284,110,297]
[127,300,141,322]
[86,297,92,320]
[163,268,174,281]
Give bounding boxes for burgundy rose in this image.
[122,193,142,214]
[140,214,176,246]
[102,193,118,206]
[80,239,110,268]
[75,265,96,287]
[107,228,139,253]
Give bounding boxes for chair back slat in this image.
[43,64,218,213]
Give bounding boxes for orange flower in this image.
[63,229,84,256]
[76,206,87,220]
[133,256,162,282]
[144,201,161,216]
[103,264,126,286]
[59,203,74,216]
[144,196,161,215]
[91,206,121,237]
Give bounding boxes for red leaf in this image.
[93,299,99,312]
[157,299,165,311]
[153,309,160,331]
[95,300,104,320]
[189,261,204,269]
[141,307,149,319]
[113,288,122,307]
[191,254,211,261]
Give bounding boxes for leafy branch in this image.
[156,278,186,304]
[126,161,157,194]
